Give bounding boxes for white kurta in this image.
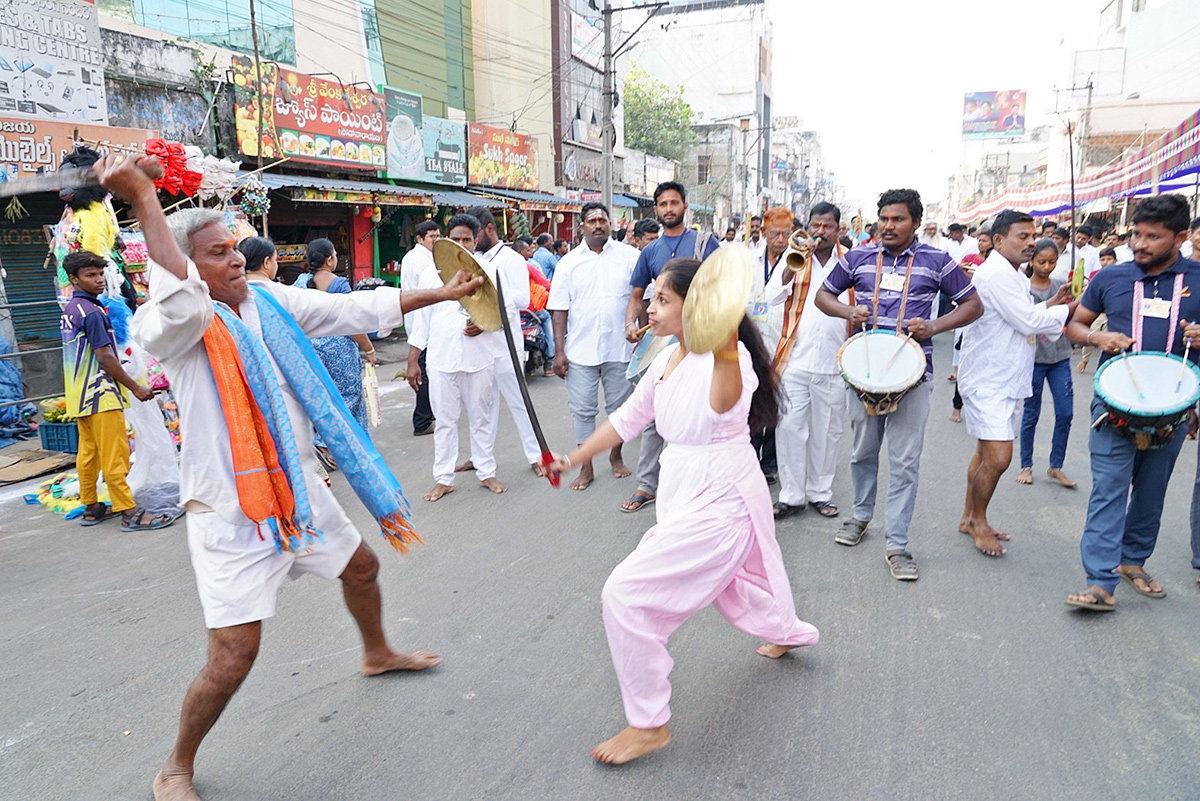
[766,247,850,507]
[1051,243,1101,284]
[481,241,539,463]
[399,243,436,338]
[959,250,1069,403]
[546,238,639,365]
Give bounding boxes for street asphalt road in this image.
[2,335,1199,800]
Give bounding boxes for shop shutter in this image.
[0,195,63,344]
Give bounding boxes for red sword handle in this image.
[541,452,560,487]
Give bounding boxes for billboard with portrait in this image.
[962,90,1026,138]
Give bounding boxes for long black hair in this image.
[307,238,336,270]
[238,236,276,274]
[659,258,780,431]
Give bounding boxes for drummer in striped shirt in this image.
[815,188,983,581]
[1064,194,1200,612]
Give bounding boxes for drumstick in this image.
[1177,338,1193,393]
[1121,350,1144,400]
[880,333,915,376]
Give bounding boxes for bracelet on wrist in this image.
[714,350,740,362]
[1086,330,1096,344]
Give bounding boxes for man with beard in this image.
[621,182,720,512]
[1065,195,1200,611]
[957,210,1074,557]
[466,206,544,475]
[918,221,942,249]
[816,189,983,581]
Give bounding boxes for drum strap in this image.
[772,241,843,375]
[1131,272,1183,353]
[871,247,917,334]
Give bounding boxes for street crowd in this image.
[53,153,1200,796]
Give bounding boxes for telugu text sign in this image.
[0,116,153,181]
[231,55,385,169]
[0,0,107,124]
[468,123,537,190]
[963,90,1026,138]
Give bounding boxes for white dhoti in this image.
[492,354,541,464]
[429,365,498,484]
[776,367,846,507]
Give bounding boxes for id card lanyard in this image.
[871,246,917,334]
[1131,272,1183,353]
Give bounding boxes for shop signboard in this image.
[0,0,108,124]
[383,87,466,186]
[231,54,386,169]
[0,116,152,180]
[468,123,538,190]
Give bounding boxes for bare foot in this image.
[1016,468,1033,485]
[153,769,200,801]
[571,462,595,491]
[1076,360,1088,373]
[756,643,807,658]
[949,409,962,423]
[964,523,1007,556]
[590,725,671,765]
[532,461,547,477]
[423,483,454,502]
[479,477,507,494]
[958,516,972,535]
[455,460,475,472]
[610,457,631,479]
[1047,468,1077,488]
[362,649,441,676]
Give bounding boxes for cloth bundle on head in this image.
[203,285,419,554]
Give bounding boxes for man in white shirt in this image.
[100,154,479,801]
[548,201,640,490]
[768,202,851,520]
[958,209,1074,559]
[1051,225,1101,284]
[943,223,976,263]
[467,206,543,474]
[408,214,508,501]
[401,220,439,436]
[918,221,942,249]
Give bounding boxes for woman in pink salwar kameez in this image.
[552,258,819,765]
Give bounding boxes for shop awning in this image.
[623,193,654,206]
[613,194,638,208]
[468,187,580,212]
[432,189,506,209]
[249,172,435,206]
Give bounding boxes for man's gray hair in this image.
[165,208,227,258]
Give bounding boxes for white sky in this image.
[771,0,1102,210]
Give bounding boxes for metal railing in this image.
[0,297,64,409]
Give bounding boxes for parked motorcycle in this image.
[520,310,550,378]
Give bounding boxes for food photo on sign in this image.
[468,123,538,190]
[230,55,385,168]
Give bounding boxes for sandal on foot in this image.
[1064,589,1115,611]
[885,551,919,581]
[79,503,113,527]
[773,501,803,520]
[120,508,179,532]
[621,491,655,513]
[834,518,868,546]
[810,501,838,518]
[1117,568,1166,598]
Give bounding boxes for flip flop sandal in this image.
[773,502,803,520]
[810,501,839,518]
[1117,569,1166,598]
[621,492,655,513]
[79,503,113,527]
[120,509,179,532]
[1064,590,1115,611]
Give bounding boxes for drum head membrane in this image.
[1097,353,1200,414]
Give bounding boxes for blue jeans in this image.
[532,309,555,358]
[1019,359,1073,469]
[1081,397,1186,593]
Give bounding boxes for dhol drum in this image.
[626,331,676,385]
[837,330,927,416]
[1094,352,1200,449]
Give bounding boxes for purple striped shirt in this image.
[822,239,976,377]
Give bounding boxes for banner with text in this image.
[0,117,152,181]
[468,123,537,190]
[384,87,466,186]
[231,55,385,169]
[0,0,107,124]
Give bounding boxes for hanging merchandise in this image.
[184,146,241,201]
[238,176,271,218]
[144,139,203,197]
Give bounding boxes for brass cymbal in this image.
[682,243,753,353]
[432,239,502,332]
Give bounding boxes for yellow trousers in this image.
[75,409,134,512]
